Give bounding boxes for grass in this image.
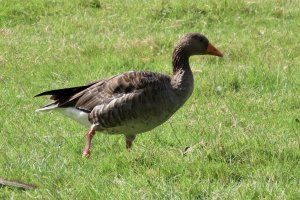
[0,0,299,199]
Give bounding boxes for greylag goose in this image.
[35,33,223,157]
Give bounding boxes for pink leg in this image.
[83,127,96,158]
[125,135,136,150]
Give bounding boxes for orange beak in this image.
[206,43,223,57]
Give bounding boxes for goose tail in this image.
[35,102,58,112]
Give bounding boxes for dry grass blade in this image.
[0,179,36,190]
[182,140,207,156]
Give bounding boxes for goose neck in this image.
[172,47,190,74]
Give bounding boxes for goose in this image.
[35,33,223,157]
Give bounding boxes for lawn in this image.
[0,0,299,199]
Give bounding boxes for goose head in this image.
[177,33,223,57]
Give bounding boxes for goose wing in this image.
[36,71,171,112]
[75,71,170,112]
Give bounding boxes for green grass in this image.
[0,0,299,199]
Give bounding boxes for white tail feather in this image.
[35,104,58,112]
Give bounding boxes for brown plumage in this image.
[35,33,223,157]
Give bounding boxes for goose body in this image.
[35,33,223,157]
